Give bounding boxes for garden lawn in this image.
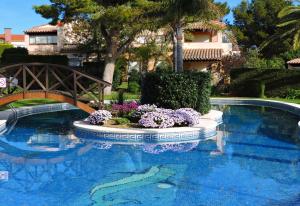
[0,98,59,111]
[104,91,140,100]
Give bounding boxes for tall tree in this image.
[161,0,227,72]
[34,0,162,94]
[232,0,292,57]
[276,5,300,50]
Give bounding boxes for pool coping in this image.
[211,98,300,127]
[0,103,78,134]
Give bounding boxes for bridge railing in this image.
[0,63,111,110]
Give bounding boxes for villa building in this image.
[0,28,26,48]
[25,24,85,67]
[287,58,300,70]
[131,20,239,72]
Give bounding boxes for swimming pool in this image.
[0,105,299,206]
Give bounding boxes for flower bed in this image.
[87,102,204,129]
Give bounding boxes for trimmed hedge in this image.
[141,71,211,114]
[0,43,13,58]
[1,47,68,65]
[230,68,300,98]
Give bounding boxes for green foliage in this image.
[128,82,140,94]
[117,89,125,104]
[113,117,131,125]
[128,69,141,84]
[277,6,300,50]
[230,68,300,98]
[232,0,292,57]
[1,53,68,65]
[112,67,122,90]
[285,89,300,100]
[141,71,211,114]
[243,49,285,69]
[82,61,105,77]
[280,49,300,62]
[0,43,13,59]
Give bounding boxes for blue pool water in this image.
[0,106,299,206]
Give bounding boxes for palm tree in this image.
[162,0,225,72]
[260,4,300,51]
[277,5,300,50]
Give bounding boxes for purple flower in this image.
[138,111,175,128]
[112,101,139,116]
[175,108,201,126]
[130,104,157,121]
[88,110,112,125]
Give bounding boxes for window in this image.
[29,35,57,45]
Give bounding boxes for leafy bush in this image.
[128,69,140,83]
[0,43,13,59]
[285,89,300,99]
[243,49,285,69]
[82,61,105,77]
[112,66,122,90]
[113,117,131,125]
[128,81,140,94]
[230,68,300,97]
[141,71,211,114]
[1,49,68,65]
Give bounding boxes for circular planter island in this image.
[74,110,223,143]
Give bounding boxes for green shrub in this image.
[285,89,300,99]
[128,69,141,84]
[82,61,105,77]
[1,52,68,65]
[0,43,13,58]
[128,82,140,94]
[141,71,211,114]
[114,117,131,125]
[230,68,300,97]
[112,67,122,90]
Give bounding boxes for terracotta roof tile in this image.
[183,48,223,61]
[287,58,300,64]
[25,24,57,34]
[0,34,25,42]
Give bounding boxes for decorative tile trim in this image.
[73,115,221,143]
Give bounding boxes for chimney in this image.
[4,28,12,43]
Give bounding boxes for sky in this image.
[0,0,241,34]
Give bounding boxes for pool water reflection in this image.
[0,106,299,206]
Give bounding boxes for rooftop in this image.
[287,58,300,64]
[25,24,58,34]
[0,34,24,42]
[183,48,223,61]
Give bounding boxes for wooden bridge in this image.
[0,63,111,113]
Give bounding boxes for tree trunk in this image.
[172,32,178,72]
[175,25,184,72]
[103,57,116,95]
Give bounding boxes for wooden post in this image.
[45,65,49,98]
[22,65,26,99]
[73,72,77,106]
[98,83,103,110]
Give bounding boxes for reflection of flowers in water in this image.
[142,142,199,154]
